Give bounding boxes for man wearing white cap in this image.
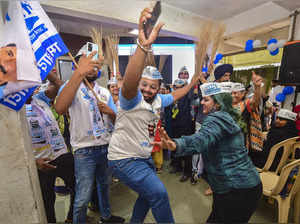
[107,8,200,223]
[55,48,124,223]
[252,109,298,170]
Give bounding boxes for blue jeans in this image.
[73,145,111,223]
[109,157,174,223]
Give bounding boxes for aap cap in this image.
[173,79,187,87]
[200,82,233,97]
[231,83,245,92]
[107,77,118,85]
[142,66,163,80]
[277,109,297,121]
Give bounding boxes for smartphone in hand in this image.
[143,1,161,39]
[85,42,99,60]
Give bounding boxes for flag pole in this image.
[68,52,103,103]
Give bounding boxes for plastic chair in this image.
[260,159,300,223]
[261,137,299,175]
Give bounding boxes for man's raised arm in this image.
[122,8,164,100]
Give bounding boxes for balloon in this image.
[215,53,223,60]
[276,93,286,102]
[270,48,279,56]
[253,40,262,48]
[202,67,208,72]
[213,59,219,64]
[277,39,286,48]
[245,40,253,52]
[268,38,278,45]
[282,86,294,95]
[267,43,278,52]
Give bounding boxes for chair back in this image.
[262,137,299,174]
[291,140,300,161]
[271,159,300,196]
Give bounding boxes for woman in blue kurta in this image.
[154,82,262,223]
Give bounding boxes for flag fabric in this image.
[0,0,69,111]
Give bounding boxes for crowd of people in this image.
[23,7,300,224]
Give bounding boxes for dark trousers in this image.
[38,152,75,223]
[207,183,262,223]
[171,153,193,177]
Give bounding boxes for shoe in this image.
[179,175,189,182]
[190,175,197,185]
[64,218,72,223]
[100,215,125,223]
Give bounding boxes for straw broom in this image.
[196,20,214,75]
[208,23,226,74]
[90,26,104,58]
[106,34,120,77]
[104,37,114,78]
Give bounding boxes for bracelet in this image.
[136,38,153,53]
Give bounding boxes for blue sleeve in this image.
[57,82,67,97]
[158,94,174,108]
[33,90,51,106]
[107,94,117,114]
[0,85,5,100]
[119,88,142,111]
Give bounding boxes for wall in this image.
[119,44,195,84]
[0,106,47,224]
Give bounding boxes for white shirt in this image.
[59,82,116,151]
[108,90,173,160]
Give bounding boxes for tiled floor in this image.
[55,167,294,223]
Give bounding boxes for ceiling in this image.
[40,0,300,54]
[165,0,300,20]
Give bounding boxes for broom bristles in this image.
[196,20,214,75]
[106,34,120,77]
[90,26,103,56]
[208,23,226,74]
[104,38,114,77]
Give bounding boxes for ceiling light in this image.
[129,29,139,35]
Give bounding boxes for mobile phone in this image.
[86,42,98,60]
[143,1,161,39]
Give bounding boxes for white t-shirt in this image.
[58,82,117,151]
[108,90,174,160]
[26,91,68,160]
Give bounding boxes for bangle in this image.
[136,39,153,53]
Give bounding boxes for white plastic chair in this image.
[260,159,300,223]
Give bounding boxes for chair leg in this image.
[277,198,291,223]
[294,193,300,224]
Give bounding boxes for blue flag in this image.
[0,1,69,111]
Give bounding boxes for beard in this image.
[141,90,156,104]
[86,75,98,83]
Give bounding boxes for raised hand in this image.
[76,51,102,78]
[138,8,164,48]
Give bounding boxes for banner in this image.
[0,1,69,110]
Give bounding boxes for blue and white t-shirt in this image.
[108,90,173,160]
[58,82,117,151]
